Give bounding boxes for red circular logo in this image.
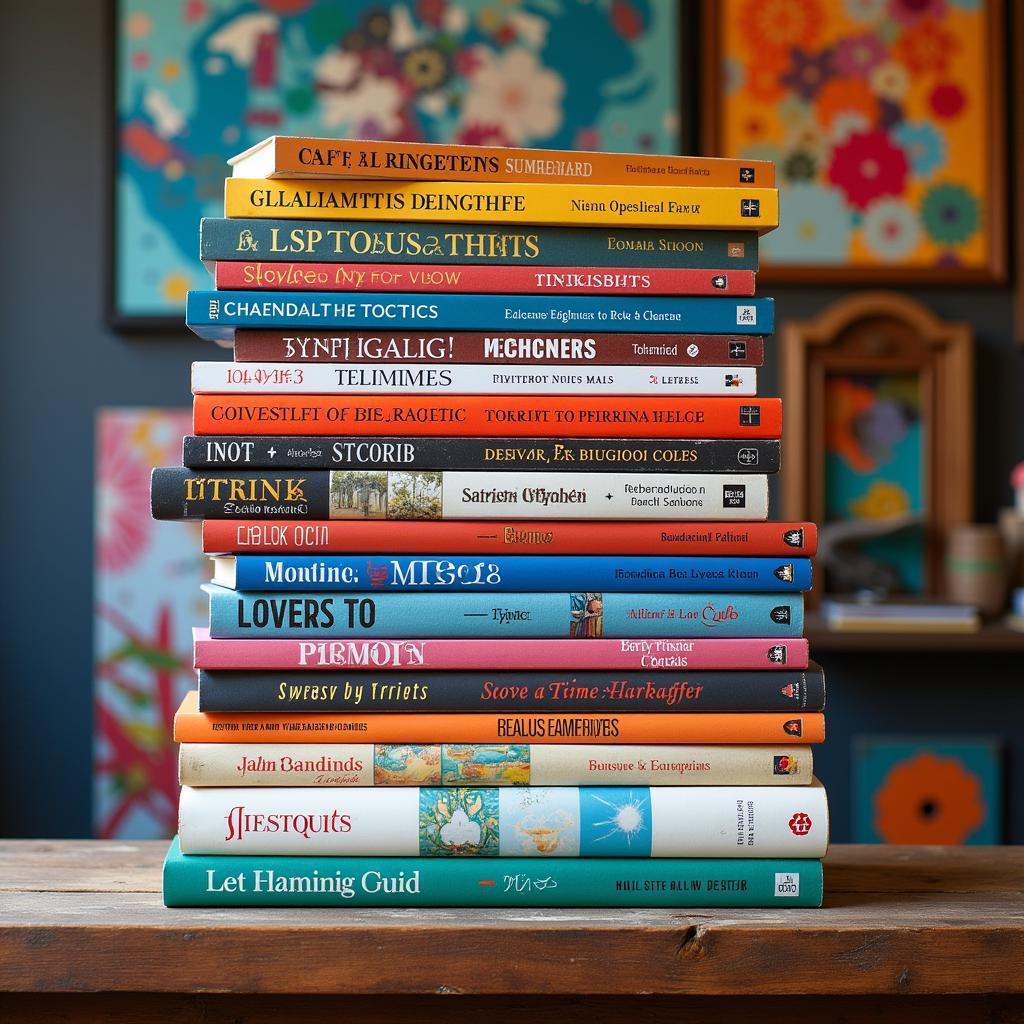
[788,812,813,836]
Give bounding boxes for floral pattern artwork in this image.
[115,0,679,321]
[715,0,998,275]
[854,737,1001,844]
[94,409,208,838]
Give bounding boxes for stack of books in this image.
[152,137,828,909]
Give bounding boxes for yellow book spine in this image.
[225,179,779,232]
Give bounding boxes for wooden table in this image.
[1,842,1022,1023]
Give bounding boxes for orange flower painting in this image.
[855,738,1000,845]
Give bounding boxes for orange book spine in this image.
[172,692,822,744]
[254,137,776,188]
[193,395,781,439]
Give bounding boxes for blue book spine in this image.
[226,555,812,593]
[186,291,774,343]
[163,838,823,908]
[205,584,804,639]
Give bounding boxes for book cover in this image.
[176,781,828,857]
[215,262,757,297]
[225,179,779,232]
[153,469,771,521]
[174,691,823,746]
[200,218,761,271]
[195,663,825,713]
[183,436,782,474]
[204,586,806,642]
[229,137,775,188]
[213,554,811,593]
[190,362,758,396]
[178,742,815,788]
[192,629,810,669]
[186,292,774,343]
[192,395,782,439]
[163,840,823,908]
[201,520,818,557]
[230,331,766,366]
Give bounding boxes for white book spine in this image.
[179,743,814,788]
[436,472,768,520]
[177,782,829,857]
[191,362,757,396]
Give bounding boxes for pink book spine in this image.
[192,629,808,671]
[213,262,756,297]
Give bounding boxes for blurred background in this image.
[1,0,1021,843]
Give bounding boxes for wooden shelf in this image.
[805,614,1024,653]
[1,841,1023,1023]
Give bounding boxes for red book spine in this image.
[202,521,818,556]
[231,331,765,366]
[214,262,756,297]
[192,396,781,438]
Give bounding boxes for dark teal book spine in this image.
[186,292,774,344]
[199,218,760,270]
[162,837,822,908]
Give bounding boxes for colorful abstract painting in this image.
[502,788,579,855]
[824,373,924,592]
[442,744,531,785]
[114,0,680,322]
[373,744,442,785]
[854,736,1002,844]
[712,0,1001,277]
[94,409,208,838]
[419,787,500,855]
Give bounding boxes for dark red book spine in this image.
[231,330,765,366]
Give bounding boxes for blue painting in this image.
[114,0,680,322]
[579,786,652,856]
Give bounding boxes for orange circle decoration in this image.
[873,753,986,844]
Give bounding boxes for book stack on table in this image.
[152,136,828,908]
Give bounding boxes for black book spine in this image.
[182,436,781,473]
[150,468,331,520]
[196,666,826,713]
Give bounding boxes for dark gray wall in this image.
[1,2,1022,840]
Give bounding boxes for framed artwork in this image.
[854,736,1002,844]
[701,0,1006,283]
[780,292,973,599]
[94,408,209,838]
[111,0,681,327]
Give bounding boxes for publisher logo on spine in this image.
[788,812,813,836]
[737,447,759,467]
[783,528,805,548]
[736,305,757,325]
[728,341,747,359]
[740,198,760,217]
[768,645,788,664]
[783,718,803,737]
[739,405,761,427]
[739,168,755,184]
[208,299,221,320]
[770,606,791,625]
[711,274,728,290]
[686,343,700,357]
[722,484,746,508]
[727,241,746,258]
[773,563,795,583]
[725,374,744,388]
[774,755,799,775]
[236,229,258,252]
[775,872,800,897]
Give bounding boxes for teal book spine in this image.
[162,838,822,908]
